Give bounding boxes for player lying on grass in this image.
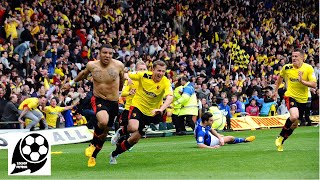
[195,112,256,148]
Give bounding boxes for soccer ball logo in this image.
[20,134,49,163]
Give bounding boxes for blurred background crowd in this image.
[0,0,319,130]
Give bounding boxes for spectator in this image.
[277,99,289,115]
[197,83,210,102]
[13,41,34,63]
[173,76,197,135]
[0,94,20,129]
[246,99,260,116]
[218,98,232,131]
[0,82,11,120]
[18,95,48,130]
[229,95,243,115]
[260,90,277,116]
[75,110,87,126]
[43,97,75,129]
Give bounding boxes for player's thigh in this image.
[96,110,109,126]
[208,133,220,146]
[31,109,44,119]
[127,119,139,133]
[223,136,235,143]
[289,107,299,121]
[24,111,40,122]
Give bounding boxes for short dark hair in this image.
[51,97,59,104]
[293,48,304,56]
[152,60,167,69]
[38,95,46,99]
[100,44,113,51]
[180,76,188,82]
[9,94,17,101]
[201,112,213,123]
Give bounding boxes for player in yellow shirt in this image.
[110,60,173,164]
[18,95,48,130]
[43,97,75,128]
[111,61,147,145]
[274,49,317,152]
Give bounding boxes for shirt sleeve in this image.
[307,66,317,82]
[121,81,131,97]
[57,106,66,112]
[196,131,205,144]
[279,65,287,78]
[163,79,173,97]
[128,71,143,81]
[28,99,38,110]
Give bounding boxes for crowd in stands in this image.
[0,0,319,130]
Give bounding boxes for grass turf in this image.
[0,126,318,179]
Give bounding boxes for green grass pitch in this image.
[0,127,319,179]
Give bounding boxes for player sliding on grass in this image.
[273,49,317,152]
[110,60,173,164]
[195,112,256,148]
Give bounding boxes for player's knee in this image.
[98,120,108,127]
[33,117,41,123]
[291,121,299,129]
[290,114,299,121]
[130,136,140,144]
[127,125,138,133]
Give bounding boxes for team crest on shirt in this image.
[157,86,160,89]
[133,113,136,117]
[290,102,294,106]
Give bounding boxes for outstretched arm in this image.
[18,107,29,124]
[62,63,91,90]
[151,95,173,115]
[273,76,283,99]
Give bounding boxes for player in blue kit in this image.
[195,112,256,148]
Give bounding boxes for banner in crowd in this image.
[231,114,320,130]
[0,126,93,150]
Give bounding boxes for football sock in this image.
[120,126,128,136]
[280,118,292,137]
[91,124,104,146]
[233,137,245,144]
[112,140,132,157]
[283,128,294,143]
[91,125,105,158]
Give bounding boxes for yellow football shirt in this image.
[18,98,39,110]
[129,71,173,116]
[121,79,140,110]
[280,63,316,103]
[44,106,65,128]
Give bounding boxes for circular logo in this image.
[20,133,49,163]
